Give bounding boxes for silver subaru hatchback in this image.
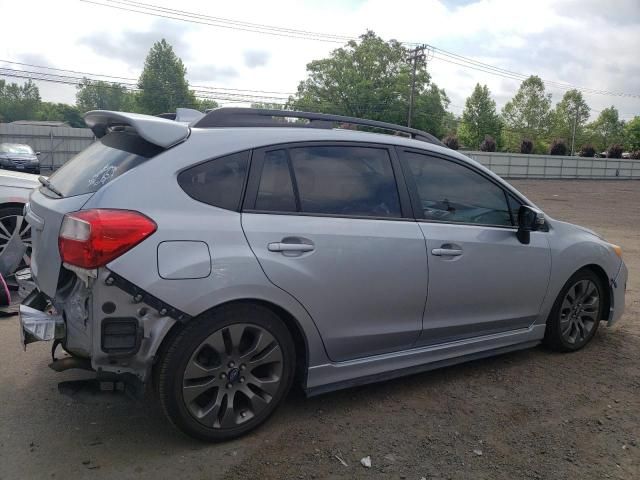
[20,108,627,441]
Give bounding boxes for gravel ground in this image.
[0,179,638,480]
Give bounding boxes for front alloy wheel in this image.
[544,269,604,351]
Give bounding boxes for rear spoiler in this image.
[83,110,192,148]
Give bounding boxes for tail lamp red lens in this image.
[59,209,157,269]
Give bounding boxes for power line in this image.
[80,0,640,100]
[0,59,295,96]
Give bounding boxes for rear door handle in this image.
[268,242,315,253]
[431,248,463,257]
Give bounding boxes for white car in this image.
[0,170,39,280]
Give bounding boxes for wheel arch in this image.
[0,201,27,212]
[579,263,612,322]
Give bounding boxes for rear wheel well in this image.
[0,202,26,213]
[577,264,611,321]
[152,299,309,389]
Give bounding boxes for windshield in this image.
[45,131,163,197]
[0,143,34,154]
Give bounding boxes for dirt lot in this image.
[0,180,638,480]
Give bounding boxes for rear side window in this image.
[178,150,249,211]
[47,131,163,197]
[288,146,401,218]
[255,150,297,212]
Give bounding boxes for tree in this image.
[36,103,85,127]
[520,139,533,154]
[0,79,42,122]
[501,76,552,153]
[137,39,196,114]
[289,31,451,137]
[586,106,624,152]
[76,78,136,113]
[194,98,219,111]
[579,144,596,157]
[607,144,623,158]
[624,116,640,151]
[550,89,590,154]
[458,84,501,149]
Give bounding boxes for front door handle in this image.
[268,242,315,253]
[431,248,463,257]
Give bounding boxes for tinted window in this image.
[47,132,163,197]
[178,150,249,211]
[288,146,401,218]
[255,150,296,212]
[404,151,512,226]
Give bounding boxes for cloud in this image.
[15,53,54,68]
[243,49,271,68]
[80,20,193,68]
[187,64,238,82]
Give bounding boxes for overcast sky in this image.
[1,0,638,120]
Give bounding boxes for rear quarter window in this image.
[177,151,250,211]
[47,131,163,198]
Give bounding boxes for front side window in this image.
[288,146,401,218]
[178,150,249,211]
[403,151,512,226]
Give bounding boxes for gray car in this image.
[0,143,41,174]
[20,108,627,441]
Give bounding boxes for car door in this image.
[397,148,552,346]
[241,143,429,362]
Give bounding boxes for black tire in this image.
[543,268,604,352]
[156,303,295,442]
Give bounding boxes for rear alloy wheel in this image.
[544,269,604,352]
[0,206,32,278]
[157,304,295,441]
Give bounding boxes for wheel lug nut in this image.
[239,377,245,383]
[240,364,246,371]
[241,411,247,418]
[220,373,226,379]
[226,383,232,389]
[228,361,235,368]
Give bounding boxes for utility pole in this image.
[570,104,580,156]
[407,45,426,128]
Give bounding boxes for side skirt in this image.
[305,325,546,396]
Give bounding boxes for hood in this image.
[0,170,41,189]
[550,218,604,240]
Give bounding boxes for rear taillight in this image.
[59,209,157,269]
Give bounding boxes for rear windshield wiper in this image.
[38,176,63,197]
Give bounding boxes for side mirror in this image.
[516,205,545,245]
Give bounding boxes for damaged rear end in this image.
[20,110,192,391]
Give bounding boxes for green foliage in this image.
[607,144,623,158]
[480,135,496,152]
[623,116,640,151]
[289,31,451,138]
[137,39,196,114]
[194,98,219,112]
[501,76,552,153]
[551,89,590,153]
[76,78,136,113]
[520,139,533,154]
[629,150,640,160]
[458,84,501,150]
[0,79,42,122]
[442,135,459,150]
[579,144,596,157]
[549,139,568,155]
[586,107,624,152]
[36,103,85,127]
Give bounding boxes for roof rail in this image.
[192,108,444,146]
